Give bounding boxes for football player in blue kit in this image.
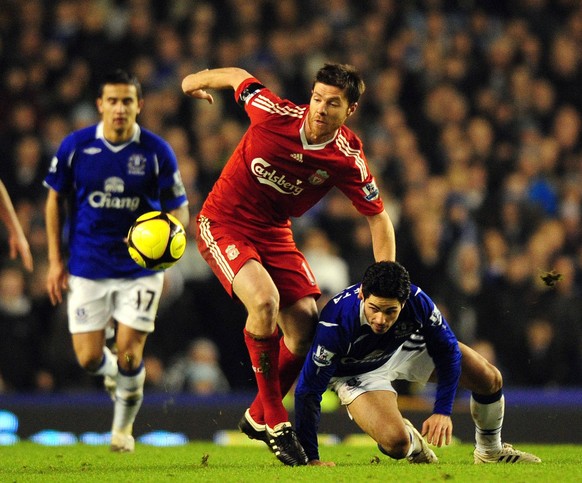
[295,261,541,465]
[44,69,189,452]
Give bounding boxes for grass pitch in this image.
[1,441,580,482]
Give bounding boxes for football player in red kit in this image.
[182,63,395,466]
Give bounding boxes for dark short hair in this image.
[97,69,142,99]
[313,63,365,105]
[361,261,411,303]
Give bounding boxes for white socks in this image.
[471,393,504,453]
[112,364,146,435]
[405,426,422,457]
[91,346,118,378]
[89,348,146,437]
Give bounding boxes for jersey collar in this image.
[299,118,338,151]
[96,122,141,152]
[359,300,369,327]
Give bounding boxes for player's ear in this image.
[347,102,358,117]
[96,97,104,114]
[136,98,144,114]
[357,286,364,300]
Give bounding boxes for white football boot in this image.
[474,443,541,464]
[403,418,438,464]
[110,431,135,453]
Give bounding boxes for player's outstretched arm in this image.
[366,210,396,262]
[0,180,33,271]
[45,189,68,305]
[181,67,253,102]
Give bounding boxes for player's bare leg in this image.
[73,330,118,399]
[457,342,541,463]
[234,261,286,424]
[234,261,307,466]
[72,330,109,372]
[348,390,437,463]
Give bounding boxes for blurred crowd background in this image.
[2,0,582,396]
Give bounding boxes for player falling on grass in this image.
[44,69,189,453]
[182,63,396,466]
[295,261,542,465]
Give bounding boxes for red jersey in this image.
[200,77,384,230]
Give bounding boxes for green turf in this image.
[1,442,580,482]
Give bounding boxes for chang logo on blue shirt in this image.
[341,349,389,365]
[88,177,140,211]
[392,320,416,338]
[105,177,124,193]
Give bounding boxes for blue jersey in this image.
[44,122,188,279]
[294,283,461,461]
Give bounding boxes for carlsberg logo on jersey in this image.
[251,158,304,195]
[88,177,140,211]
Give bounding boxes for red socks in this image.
[248,334,306,426]
[244,328,288,427]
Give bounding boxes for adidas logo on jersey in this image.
[290,153,303,162]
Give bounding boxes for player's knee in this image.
[249,293,279,325]
[377,427,410,460]
[76,351,104,372]
[292,337,312,356]
[282,333,311,356]
[281,302,318,355]
[488,364,503,392]
[117,351,142,372]
[479,362,503,395]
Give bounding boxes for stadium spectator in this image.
[300,226,350,302]
[515,316,570,387]
[0,264,44,391]
[164,337,230,394]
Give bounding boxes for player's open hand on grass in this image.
[308,459,336,466]
[422,414,453,447]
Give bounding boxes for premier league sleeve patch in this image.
[362,179,380,201]
[312,344,335,367]
[429,306,443,327]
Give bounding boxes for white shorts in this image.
[67,273,164,334]
[329,344,435,406]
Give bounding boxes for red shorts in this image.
[196,214,321,308]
